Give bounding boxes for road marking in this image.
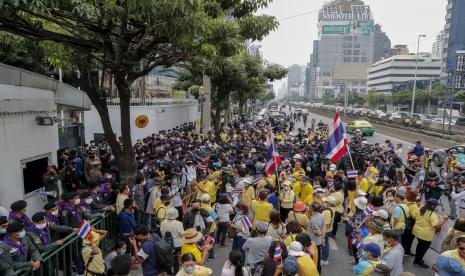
[329,238,338,250]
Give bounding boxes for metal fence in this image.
[105,97,197,106]
[14,211,117,276]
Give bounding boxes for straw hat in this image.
[182,228,202,244]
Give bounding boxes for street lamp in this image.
[410,34,426,125]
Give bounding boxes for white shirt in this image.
[160,219,184,248]
[169,186,182,207]
[451,190,465,209]
[214,203,233,222]
[186,165,197,183]
[221,260,251,276]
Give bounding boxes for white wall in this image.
[84,104,200,143]
[0,85,58,216]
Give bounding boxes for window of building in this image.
[353,50,360,55]
[344,57,352,62]
[22,154,51,197]
[354,43,360,48]
[361,57,368,62]
[344,50,352,55]
[353,57,360,62]
[344,43,352,48]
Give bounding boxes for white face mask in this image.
[74,198,81,205]
[51,210,59,216]
[18,230,26,238]
[35,223,47,230]
[85,198,93,204]
[0,228,6,234]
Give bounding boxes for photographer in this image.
[422,171,444,201]
[451,176,465,219]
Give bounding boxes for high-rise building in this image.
[304,63,311,100]
[442,0,465,76]
[315,0,390,99]
[432,30,445,59]
[287,64,305,94]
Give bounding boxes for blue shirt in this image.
[75,157,84,177]
[413,145,424,156]
[139,238,158,275]
[268,193,278,209]
[118,209,136,234]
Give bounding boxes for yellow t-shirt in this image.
[412,210,440,241]
[198,181,217,203]
[201,204,216,233]
[82,247,105,274]
[300,184,313,203]
[303,193,314,206]
[330,190,344,213]
[359,178,369,193]
[297,254,320,276]
[322,209,334,232]
[155,204,168,221]
[284,233,298,247]
[281,189,295,209]
[242,186,255,208]
[441,249,465,269]
[348,190,356,213]
[251,200,273,223]
[181,243,202,263]
[291,181,302,199]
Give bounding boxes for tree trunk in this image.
[211,108,223,133]
[114,74,137,187]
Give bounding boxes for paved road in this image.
[205,107,442,276]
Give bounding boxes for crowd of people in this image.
[1,105,465,276]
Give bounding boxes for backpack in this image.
[152,235,175,273]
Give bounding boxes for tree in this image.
[0,0,277,185]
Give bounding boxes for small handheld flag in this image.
[77,221,92,239]
[351,235,362,250]
[363,167,370,179]
[273,244,282,262]
[241,216,253,230]
[347,169,358,179]
[362,205,376,217]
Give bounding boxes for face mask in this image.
[35,223,47,230]
[184,266,195,274]
[51,210,59,216]
[74,199,81,205]
[18,230,26,239]
[387,196,394,201]
[0,228,6,234]
[85,198,93,204]
[384,240,390,247]
[117,248,126,255]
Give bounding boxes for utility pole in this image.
[202,74,211,134]
[449,70,456,134]
[410,34,426,125]
[427,77,432,115]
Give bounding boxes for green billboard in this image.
[321,24,351,35]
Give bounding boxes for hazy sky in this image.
[258,0,448,68]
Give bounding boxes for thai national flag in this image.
[77,220,92,239]
[273,244,282,262]
[241,216,253,230]
[324,112,348,162]
[363,167,370,179]
[351,234,362,250]
[362,205,376,217]
[347,169,358,179]
[265,131,281,177]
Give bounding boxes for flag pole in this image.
[346,144,356,170]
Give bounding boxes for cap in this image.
[395,192,406,200]
[255,221,268,233]
[354,197,368,210]
[31,212,46,223]
[329,164,337,171]
[200,194,210,202]
[362,243,381,258]
[323,196,337,206]
[372,209,389,220]
[293,201,306,212]
[6,221,24,233]
[10,200,27,211]
[368,220,384,233]
[43,202,56,211]
[62,192,79,201]
[287,241,305,257]
[79,191,93,199]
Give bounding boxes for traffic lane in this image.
[288,108,414,161]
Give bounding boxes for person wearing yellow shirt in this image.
[291,179,302,200]
[181,228,211,265]
[402,190,420,256]
[280,181,295,222]
[300,177,313,203]
[154,193,171,222]
[321,196,336,265]
[330,182,344,237]
[195,177,217,203]
[288,241,319,276]
[412,198,448,268]
[283,221,303,247]
[242,180,255,208]
[200,194,216,234]
[325,164,337,179]
[287,201,310,231]
[390,192,409,231]
[433,237,465,273]
[251,191,273,224]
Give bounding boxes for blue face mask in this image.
[184,266,195,274]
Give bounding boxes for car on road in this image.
[432,144,465,169]
[346,120,375,136]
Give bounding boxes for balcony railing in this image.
[14,211,118,276]
[105,97,197,106]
